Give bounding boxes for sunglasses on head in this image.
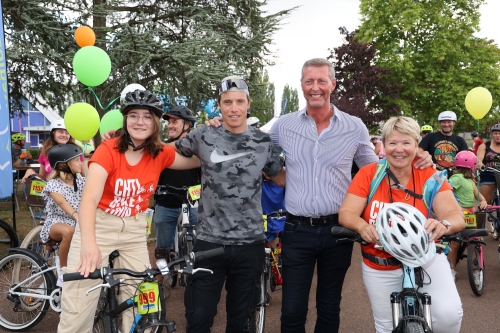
[218,79,249,95]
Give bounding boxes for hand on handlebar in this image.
[77,242,103,278]
[358,223,380,245]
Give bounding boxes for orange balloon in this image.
[74,26,96,48]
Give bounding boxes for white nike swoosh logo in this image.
[210,150,250,163]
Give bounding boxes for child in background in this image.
[41,143,85,286]
[448,150,487,280]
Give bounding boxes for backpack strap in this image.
[367,159,388,206]
[422,170,448,219]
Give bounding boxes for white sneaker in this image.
[493,230,499,240]
[57,272,65,287]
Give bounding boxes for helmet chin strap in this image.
[171,120,190,141]
[126,133,147,151]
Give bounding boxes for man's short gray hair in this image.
[301,58,336,81]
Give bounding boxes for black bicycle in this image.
[155,184,199,288]
[64,248,224,333]
[0,218,20,259]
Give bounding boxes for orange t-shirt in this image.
[348,161,452,270]
[89,138,176,217]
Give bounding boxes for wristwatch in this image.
[440,219,451,231]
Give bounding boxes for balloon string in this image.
[83,87,120,110]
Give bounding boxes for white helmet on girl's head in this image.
[50,120,66,132]
[375,202,436,268]
[437,111,457,122]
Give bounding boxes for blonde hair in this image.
[381,117,420,145]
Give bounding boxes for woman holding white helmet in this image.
[22,120,86,182]
[339,116,465,333]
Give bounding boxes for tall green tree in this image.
[281,84,299,114]
[249,68,275,123]
[3,0,294,122]
[357,0,500,132]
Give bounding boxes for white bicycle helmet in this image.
[375,202,436,268]
[50,120,66,132]
[247,116,260,127]
[437,111,457,122]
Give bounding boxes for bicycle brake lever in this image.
[86,283,111,296]
[192,268,213,274]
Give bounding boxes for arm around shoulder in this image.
[268,167,286,187]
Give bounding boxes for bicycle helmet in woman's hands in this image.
[491,124,500,132]
[454,151,478,172]
[375,202,436,268]
[121,89,163,118]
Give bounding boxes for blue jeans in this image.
[184,240,264,333]
[154,205,198,250]
[280,222,353,333]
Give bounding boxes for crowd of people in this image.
[10,57,497,333]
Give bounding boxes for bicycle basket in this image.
[25,178,46,207]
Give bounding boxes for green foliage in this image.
[27,148,41,161]
[281,84,299,114]
[3,0,294,124]
[357,0,500,132]
[248,68,275,123]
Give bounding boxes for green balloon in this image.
[72,46,111,87]
[100,109,123,135]
[64,103,100,141]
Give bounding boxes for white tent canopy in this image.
[259,117,279,133]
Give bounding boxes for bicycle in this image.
[445,210,488,296]
[263,209,286,292]
[248,247,271,333]
[63,247,224,333]
[331,225,487,333]
[0,239,63,331]
[155,184,199,288]
[480,165,500,238]
[0,218,20,259]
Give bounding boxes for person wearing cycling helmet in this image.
[154,106,201,263]
[174,76,285,332]
[470,131,483,155]
[21,119,85,183]
[11,132,31,162]
[447,151,487,280]
[339,116,464,333]
[41,143,85,285]
[418,111,468,174]
[476,123,500,238]
[420,124,433,138]
[58,89,201,333]
[247,116,260,128]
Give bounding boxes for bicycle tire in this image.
[93,288,112,333]
[0,252,53,331]
[404,322,425,333]
[0,219,20,259]
[467,243,485,296]
[19,225,54,265]
[249,259,269,333]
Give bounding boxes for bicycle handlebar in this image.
[331,226,489,246]
[481,166,500,174]
[63,248,225,283]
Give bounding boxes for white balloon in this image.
[120,83,146,103]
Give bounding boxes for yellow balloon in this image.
[465,87,492,120]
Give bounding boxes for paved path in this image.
[10,233,500,332]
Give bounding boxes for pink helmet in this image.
[454,151,477,172]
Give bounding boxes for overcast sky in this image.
[262,0,500,114]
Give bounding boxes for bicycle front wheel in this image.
[248,271,268,333]
[93,288,112,333]
[0,219,20,259]
[467,243,485,296]
[0,252,54,331]
[404,322,425,333]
